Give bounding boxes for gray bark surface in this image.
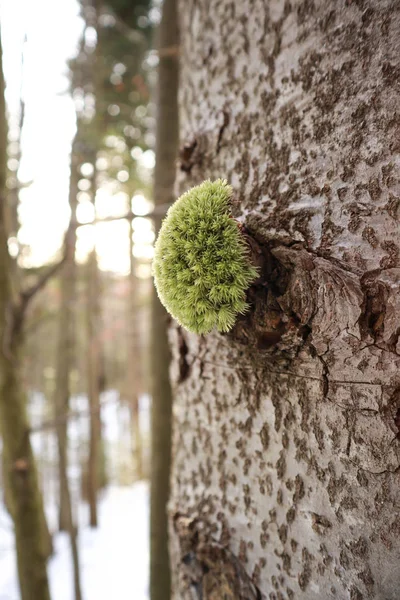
[169,1,400,599]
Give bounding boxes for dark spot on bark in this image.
[293,474,305,503]
[380,240,399,269]
[298,548,312,591]
[216,109,230,154]
[340,547,350,569]
[177,329,190,383]
[286,506,296,524]
[359,273,387,341]
[276,452,286,480]
[367,178,382,202]
[260,423,269,450]
[239,416,253,435]
[311,513,332,535]
[281,552,291,574]
[337,186,348,202]
[278,524,288,544]
[385,194,400,220]
[361,7,374,27]
[381,61,400,84]
[394,408,400,438]
[356,469,369,487]
[357,567,375,592]
[350,586,364,600]
[361,226,378,248]
[179,138,198,173]
[297,1,316,28]
[349,536,369,559]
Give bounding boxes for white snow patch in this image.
[0,483,149,600]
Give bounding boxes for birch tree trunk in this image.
[169,2,400,599]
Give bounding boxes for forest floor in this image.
[0,482,149,600]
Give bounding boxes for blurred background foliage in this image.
[0,0,172,598]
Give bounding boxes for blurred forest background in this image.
[0,0,173,598]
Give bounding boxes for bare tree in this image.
[0,30,52,600]
[53,136,83,600]
[150,0,179,598]
[168,1,400,599]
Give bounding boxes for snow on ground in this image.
[0,483,149,600]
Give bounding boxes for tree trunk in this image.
[0,32,51,600]
[150,0,179,598]
[128,218,144,480]
[56,141,79,533]
[53,140,83,600]
[169,2,400,599]
[86,248,101,528]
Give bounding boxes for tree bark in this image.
[150,0,179,597]
[169,1,400,599]
[0,31,51,600]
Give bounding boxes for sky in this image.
[0,0,155,275]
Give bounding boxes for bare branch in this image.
[20,253,66,306]
[71,202,173,227]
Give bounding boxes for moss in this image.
[153,179,258,334]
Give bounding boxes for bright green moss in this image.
[153,179,258,334]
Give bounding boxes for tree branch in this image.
[71,202,172,226]
[20,253,66,306]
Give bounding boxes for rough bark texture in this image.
[0,31,51,600]
[150,0,179,597]
[169,2,400,599]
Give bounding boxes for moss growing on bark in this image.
[153,179,258,334]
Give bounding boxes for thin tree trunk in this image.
[169,1,400,599]
[0,31,51,600]
[53,139,83,600]
[86,248,101,528]
[150,0,179,598]
[57,143,78,533]
[128,217,144,480]
[56,426,83,600]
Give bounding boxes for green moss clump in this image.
[153,179,258,334]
